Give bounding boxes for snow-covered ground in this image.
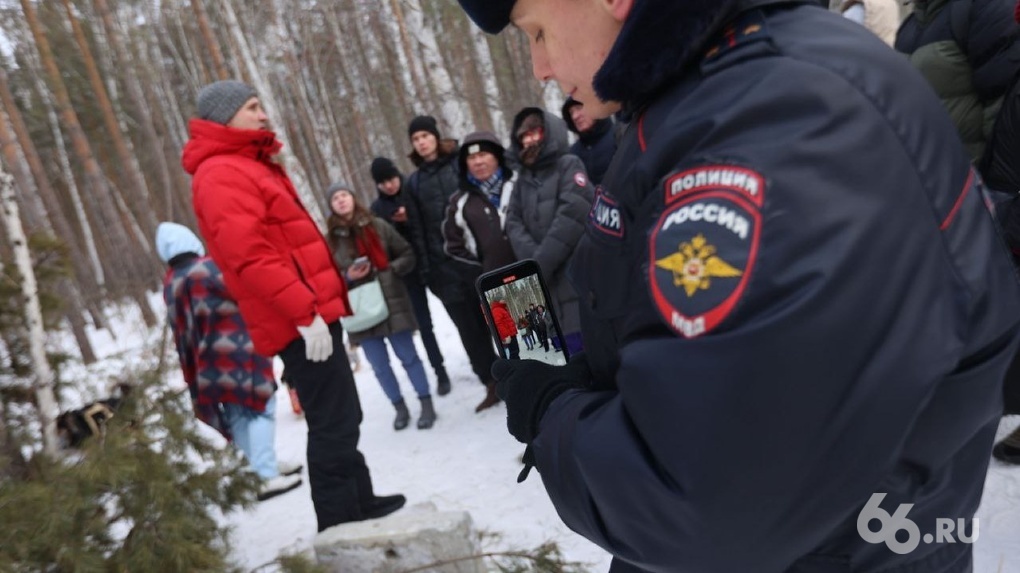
[54,292,1020,572]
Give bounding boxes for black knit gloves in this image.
[492,353,591,445]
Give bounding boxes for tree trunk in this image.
[12,49,107,289]
[64,0,157,238]
[2,100,97,365]
[389,0,426,104]
[220,0,320,226]
[61,282,97,364]
[130,286,157,329]
[0,168,60,457]
[0,108,45,231]
[19,0,134,285]
[92,0,184,227]
[191,0,230,81]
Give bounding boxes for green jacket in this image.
[895,0,1018,161]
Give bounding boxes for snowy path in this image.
[57,293,1020,572]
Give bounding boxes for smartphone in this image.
[352,256,370,269]
[475,259,570,365]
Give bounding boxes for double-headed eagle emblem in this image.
[654,234,742,297]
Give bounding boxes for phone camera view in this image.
[482,275,567,366]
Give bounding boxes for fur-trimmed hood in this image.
[594,0,821,107]
[594,0,741,106]
[507,107,571,171]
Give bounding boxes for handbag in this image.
[340,279,390,333]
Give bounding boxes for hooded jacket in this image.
[158,223,276,436]
[562,98,618,187]
[895,0,1020,161]
[182,119,350,356]
[443,131,518,273]
[525,1,1020,572]
[490,300,518,340]
[505,107,594,335]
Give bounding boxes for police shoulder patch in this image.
[650,164,765,338]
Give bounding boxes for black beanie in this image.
[459,131,506,175]
[408,115,441,140]
[370,157,401,184]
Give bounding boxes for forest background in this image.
[0,0,559,369]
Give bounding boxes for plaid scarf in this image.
[467,167,505,208]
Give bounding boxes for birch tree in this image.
[18,0,134,284]
[219,0,322,225]
[0,167,59,456]
[63,0,157,238]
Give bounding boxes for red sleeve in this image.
[193,166,317,326]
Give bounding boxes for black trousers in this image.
[279,322,374,531]
[441,299,498,384]
[504,335,520,360]
[404,276,446,374]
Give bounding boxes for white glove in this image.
[296,315,334,362]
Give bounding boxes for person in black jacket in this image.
[404,115,501,412]
[561,97,617,187]
[456,0,1020,571]
[369,157,451,396]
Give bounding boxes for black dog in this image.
[55,397,121,448]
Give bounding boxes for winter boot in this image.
[393,400,410,431]
[417,396,437,429]
[475,381,501,413]
[277,460,303,476]
[257,473,302,501]
[361,494,406,520]
[436,367,452,396]
[993,424,1020,465]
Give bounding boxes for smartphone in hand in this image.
[475,259,570,364]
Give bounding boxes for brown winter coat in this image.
[327,216,418,345]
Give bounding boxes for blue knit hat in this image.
[196,80,257,125]
[456,0,515,34]
[155,222,205,263]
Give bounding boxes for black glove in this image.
[491,353,591,445]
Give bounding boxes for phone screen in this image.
[476,259,570,365]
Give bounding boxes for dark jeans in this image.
[534,325,550,352]
[442,299,498,384]
[404,276,446,374]
[279,322,374,531]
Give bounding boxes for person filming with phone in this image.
[456,1,1020,572]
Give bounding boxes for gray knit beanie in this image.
[197,80,257,125]
[325,181,354,203]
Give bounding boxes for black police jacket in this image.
[532,1,1020,571]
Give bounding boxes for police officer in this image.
[456,0,1020,571]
